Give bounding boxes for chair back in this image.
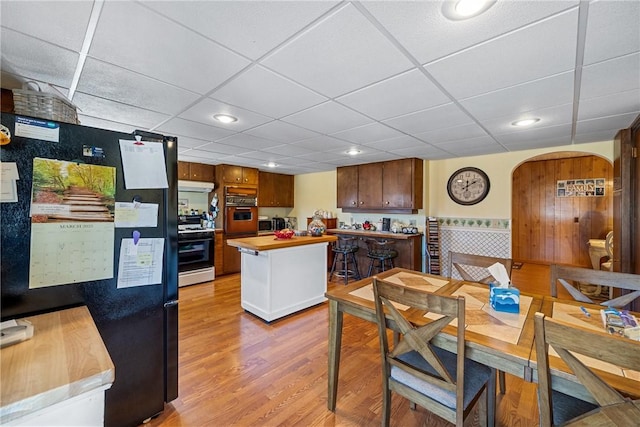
[366,239,397,258]
[549,264,640,309]
[372,277,466,423]
[448,251,513,284]
[333,236,359,252]
[533,312,640,426]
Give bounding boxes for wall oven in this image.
[224,187,258,236]
[178,215,215,287]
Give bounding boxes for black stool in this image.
[329,237,361,285]
[366,239,398,277]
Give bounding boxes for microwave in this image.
[258,219,273,232]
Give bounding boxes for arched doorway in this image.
[511,152,613,267]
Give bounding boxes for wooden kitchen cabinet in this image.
[178,161,215,182]
[223,236,241,274]
[258,171,294,207]
[217,164,258,186]
[214,230,224,276]
[337,158,423,213]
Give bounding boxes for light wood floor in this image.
[146,263,552,427]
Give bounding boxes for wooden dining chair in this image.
[372,277,494,427]
[549,264,640,309]
[533,312,640,426]
[448,251,512,394]
[448,251,513,285]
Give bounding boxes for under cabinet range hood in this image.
[178,180,215,192]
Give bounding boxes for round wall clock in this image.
[447,167,490,205]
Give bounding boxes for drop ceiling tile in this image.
[89,0,250,94]
[244,120,320,143]
[77,58,200,115]
[281,101,372,134]
[336,69,451,120]
[172,136,210,150]
[156,117,235,142]
[391,144,451,160]
[580,53,640,100]
[216,133,282,150]
[190,142,252,156]
[179,149,228,162]
[262,3,413,98]
[435,137,507,157]
[575,112,640,136]
[578,89,640,121]
[236,151,290,163]
[72,92,170,129]
[143,1,339,60]
[416,122,489,145]
[383,103,472,134]
[495,123,573,146]
[362,1,578,64]
[261,143,316,157]
[483,104,574,136]
[504,137,571,151]
[179,97,273,132]
[582,0,640,65]
[331,122,404,144]
[425,9,579,99]
[361,135,426,151]
[1,29,78,88]
[211,65,326,118]
[460,71,575,121]
[1,1,93,51]
[573,129,619,144]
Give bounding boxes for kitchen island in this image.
[226,234,337,322]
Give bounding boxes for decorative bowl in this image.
[274,229,295,239]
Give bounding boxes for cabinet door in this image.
[223,238,241,274]
[189,163,214,182]
[337,166,358,208]
[222,165,244,184]
[383,158,413,209]
[258,171,276,206]
[275,173,294,207]
[242,167,259,185]
[357,163,382,209]
[178,161,191,180]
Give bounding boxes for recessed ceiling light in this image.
[346,148,361,156]
[213,114,237,124]
[265,162,277,168]
[512,118,540,127]
[442,0,496,20]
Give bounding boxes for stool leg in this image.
[351,252,361,280]
[342,253,348,285]
[329,251,339,282]
[367,258,374,277]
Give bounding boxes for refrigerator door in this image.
[0,114,178,427]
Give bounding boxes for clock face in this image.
[447,167,490,205]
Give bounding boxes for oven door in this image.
[178,235,213,272]
[225,206,258,235]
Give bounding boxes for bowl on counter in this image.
[274,229,295,239]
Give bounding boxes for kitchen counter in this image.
[326,228,424,273]
[226,234,337,322]
[0,306,115,426]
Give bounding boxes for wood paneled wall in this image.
[512,155,613,266]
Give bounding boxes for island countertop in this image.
[326,228,423,239]
[0,306,115,424]
[227,234,337,252]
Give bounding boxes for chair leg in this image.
[367,258,374,277]
[498,370,506,395]
[351,252,361,280]
[382,386,391,427]
[342,253,348,285]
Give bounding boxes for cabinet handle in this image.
[359,201,364,205]
[351,201,356,205]
[385,201,389,205]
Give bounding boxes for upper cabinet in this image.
[178,161,214,182]
[258,171,294,207]
[337,158,423,213]
[217,164,259,186]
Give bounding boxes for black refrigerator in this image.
[0,113,178,427]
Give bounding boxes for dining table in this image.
[530,296,640,403]
[324,267,545,426]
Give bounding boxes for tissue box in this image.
[489,283,520,313]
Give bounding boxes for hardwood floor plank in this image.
[145,270,544,426]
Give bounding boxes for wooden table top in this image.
[0,306,115,424]
[226,234,337,251]
[532,297,640,400]
[325,268,543,377]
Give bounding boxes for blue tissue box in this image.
[489,283,520,313]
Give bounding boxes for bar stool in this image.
[366,239,398,277]
[329,236,361,285]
